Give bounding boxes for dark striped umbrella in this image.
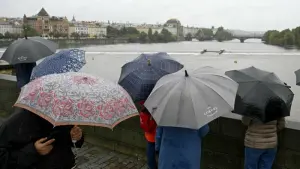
[1,37,58,65]
[118,52,183,101]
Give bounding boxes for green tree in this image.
[185,33,192,41]
[53,31,61,39]
[23,25,40,37]
[0,33,3,39]
[293,27,300,47]
[269,31,283,46]
[152,31,159,42]
[48,32,54,38]
[262,30,276,44]
[196,28,213,41]
[283,30,295,46]
[4,32,11,39]
[148,28,153,41]
[139,32,148,43]
[215,27,233,42]
[126,27,139,35]
[160,28,175,42]
[107,26,119,38]
[71,32,80,39]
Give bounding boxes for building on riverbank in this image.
[0,21,22,36]
[164,19,184,41]
[87,23,107,38]
[183,26,200,37]
[49,16,69,36]
[135,24,163,34]
[68,20,107,38]
[23,8,69,37]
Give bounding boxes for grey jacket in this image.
[242,116,285,149]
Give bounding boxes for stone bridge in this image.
[231,32,264,43]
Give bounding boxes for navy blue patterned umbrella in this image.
[118,52,183,101]
[30,49,86,80]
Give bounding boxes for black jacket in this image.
[0,108,84,169]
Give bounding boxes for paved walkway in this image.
[73,143,147,169]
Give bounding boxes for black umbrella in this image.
[295,69,300,85]
[226,66,294,123]
[118,52,183,101]
[0,37,58,64]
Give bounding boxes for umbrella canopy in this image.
[14,72,138,129]
[30,49,86,80]
[118,52,183,101]
[226,66,294,123]
[295,69,300,85]
[144,67,238,129]
[1,37,58,64]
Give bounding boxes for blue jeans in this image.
[146,141,157,169]
[244,147,277,169]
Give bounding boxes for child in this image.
[139,101,157,169]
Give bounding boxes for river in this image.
[1,39,300,123]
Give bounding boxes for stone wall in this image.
[1,74,300,169]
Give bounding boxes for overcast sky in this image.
[1,0,300,31]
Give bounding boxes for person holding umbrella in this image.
[242,109,285,169]
[139,101,158,169]
[0,108,84,169]
[226,66,294,169]
[0,36,58,88]
[118,52,183,169]
[1,72,139,169]
[145,67,239,169]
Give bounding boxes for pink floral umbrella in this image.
[14,72,139,129]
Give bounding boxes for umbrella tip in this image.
[185,70,189,77]
[147,59,151,66]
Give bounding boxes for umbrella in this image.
[14,72,138,129]
[226,66,294,123]
[295,69,300,85]
[1,37,58,64]
[30,49,86,80]
[144,67,238,129]
[118,52,183,101]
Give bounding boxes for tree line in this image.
[107,26,177,43]
[263,27,300,48]
[184,26,233,42]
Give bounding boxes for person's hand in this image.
[70,126,82,141]
[34,138,55,155]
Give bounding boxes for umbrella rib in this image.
[176,79,186,127]
[188,79,198,128]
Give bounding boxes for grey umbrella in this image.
[1,37,58,64]
[144,66,239,129]
[295,69,300,85]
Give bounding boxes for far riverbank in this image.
[0,38,129,48]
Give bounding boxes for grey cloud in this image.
[1,0,300,31]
